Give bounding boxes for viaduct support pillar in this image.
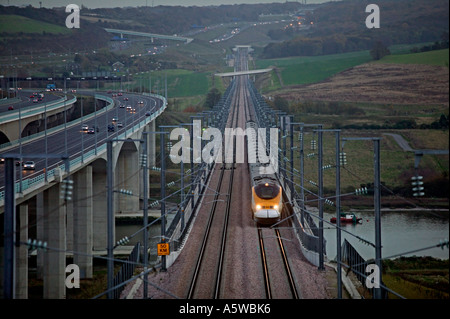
[148,120,156,167]
[15,204,28,299]
[92,161,108,251]
[73,166,93,278]
[42,183,66,299]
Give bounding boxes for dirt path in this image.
[383,133,414,151]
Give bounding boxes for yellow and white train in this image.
[246,120,282,225]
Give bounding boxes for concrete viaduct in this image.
[0,91,165,298]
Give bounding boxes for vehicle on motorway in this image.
[15,160,23,166]
[119,104,125,108]
[81,124,89,131]
[246,120,282,225]
[108,124,115,132]
[87,128,95,134]
[126,105,132,111]
[145,111,151,116]
[123,97,129,101]
[117,122,123,128]
[33,99,38,103]
[138,101,144,105]
[8,106,14,110]
[0,158,4,164]
[23,161,36,170]
[112,117,119,123]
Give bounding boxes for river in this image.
[321,210,449,261]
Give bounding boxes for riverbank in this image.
[382,256,449,299]
[338,195,448,212]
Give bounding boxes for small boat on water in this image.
[330,212,362,224]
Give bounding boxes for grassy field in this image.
[111,69,212,99]
[376,48,449,67]
[287,128,448,202]
[256,50,373,86]
[0,14,71,35]
[382,257,449,299]
[255,43,446,89]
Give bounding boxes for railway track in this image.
[258,227,300,299]
[186,75,240,299]
[186,47,301,299]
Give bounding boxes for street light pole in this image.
[142,133,149,299]
[3,157,16,299]
[106,140,114,299]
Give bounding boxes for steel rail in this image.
[186,164,225,299]
[275,228,300,299]
[258,228,272,299]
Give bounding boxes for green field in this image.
[376,48,449,66]
[0,14,71,34]
[256,50,373,86]
[124,69,210,98]
[255,44,448,89]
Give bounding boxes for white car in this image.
[81,124,89,131]
[23,161,36,170]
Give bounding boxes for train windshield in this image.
[254,183,280,199]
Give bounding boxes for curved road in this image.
[0,91,165,191]
[0,90,63,114]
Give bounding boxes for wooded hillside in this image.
[262,0,449,58]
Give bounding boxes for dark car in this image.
[107,124,115,132]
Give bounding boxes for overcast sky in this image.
[1,0,333,8]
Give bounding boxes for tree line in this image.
[261,0,449,59]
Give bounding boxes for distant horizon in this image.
[2,0,335,9]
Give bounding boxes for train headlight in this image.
[256,204,262,210]
[274,205,278,210]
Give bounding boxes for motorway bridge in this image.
[0,89,167,298]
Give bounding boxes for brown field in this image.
[277,63,449,107]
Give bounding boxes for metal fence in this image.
[341,239,387,299]
[112,241,141,299]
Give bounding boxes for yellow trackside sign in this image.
[157,242,170,256]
